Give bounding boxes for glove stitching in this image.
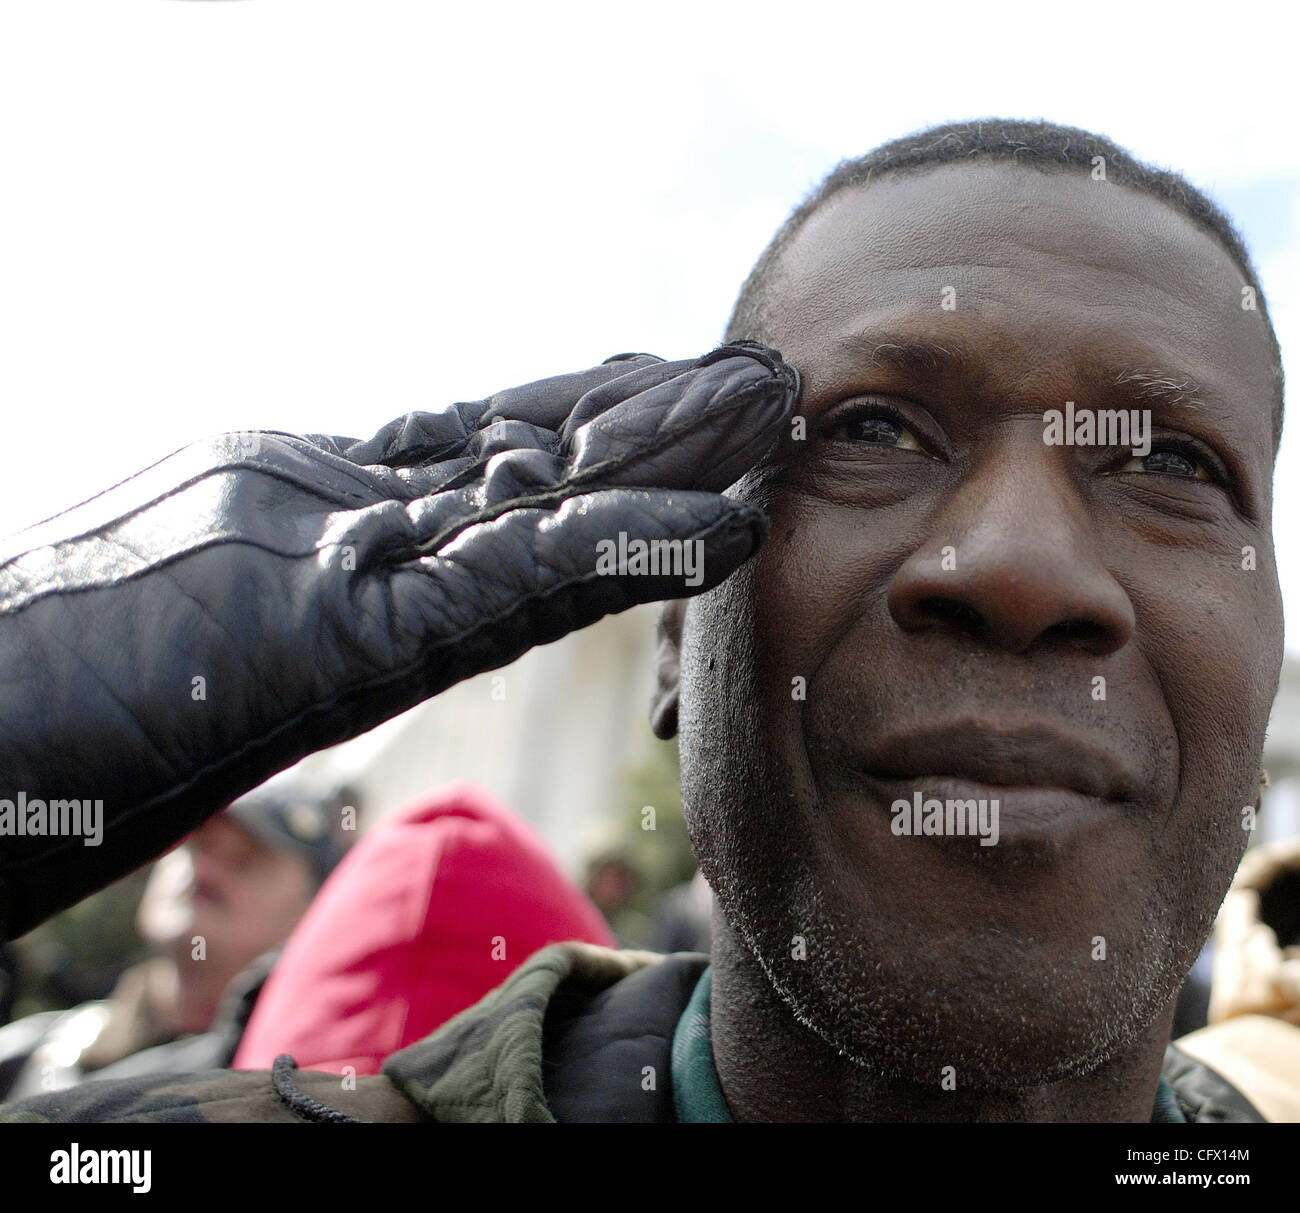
[0,448,384,579]
[0,488,383,620]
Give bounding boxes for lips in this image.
[855,721,1139,802]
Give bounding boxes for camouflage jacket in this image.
[0,942,1267,1123]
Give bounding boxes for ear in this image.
[649,598,686,739]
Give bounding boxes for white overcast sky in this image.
[3,2,1298,648]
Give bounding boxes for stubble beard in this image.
[685,744,1216,1092]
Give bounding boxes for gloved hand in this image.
[0,342,798,939]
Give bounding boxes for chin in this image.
[713,850,1190,1091]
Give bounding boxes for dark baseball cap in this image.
[223,782,357,886]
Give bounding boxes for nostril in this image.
[1045,618,1110,648]
[915,597,987,636]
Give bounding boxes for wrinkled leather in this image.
[0,343,799,940]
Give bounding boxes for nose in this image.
[187,815,249,890]
[886,442,1135,657]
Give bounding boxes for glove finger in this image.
[305,409,481,469]
[325,345,793,512]
[392,419,563,501]
[306,354,667,471]
[404,447,573,545]
[394,360,689,497]
[401,345,796,557]
[474,353,668,434]
[388,488,766,690]
[563,342,798,494]
[393,360,695,500]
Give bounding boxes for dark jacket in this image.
[0,951,275,1102]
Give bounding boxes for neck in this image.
[708,912,1176,1123]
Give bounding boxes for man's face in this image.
[140,814,315,971]
[674,162,1284,1085]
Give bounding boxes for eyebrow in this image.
[840,330,1230,422]
[1106,368,1226,420]
[841,331,970,374]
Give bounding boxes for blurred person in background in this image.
[0,780,351,1099]
[1169,835,1300,1120]
[653,869,712,956]
[584,845,652,949]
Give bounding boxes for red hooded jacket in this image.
[233,782,615,1075]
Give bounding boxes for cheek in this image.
[744,493,902,706]
[232,865,312,936]
[1132,554,1282,817]
[678,491,904,836]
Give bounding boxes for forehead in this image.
[764,162,1275,437]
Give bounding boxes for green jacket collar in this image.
[381,942,1263,1123]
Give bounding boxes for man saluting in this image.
[0,118,1287,1122]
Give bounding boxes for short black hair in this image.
[724,118,1285,447]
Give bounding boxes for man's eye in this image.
[825,410,926,452]
[1118,443,1212,481]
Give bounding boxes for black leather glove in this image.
[0,342,798,939]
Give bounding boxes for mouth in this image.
[847,721,1141,847]
[860,720,1138,799]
